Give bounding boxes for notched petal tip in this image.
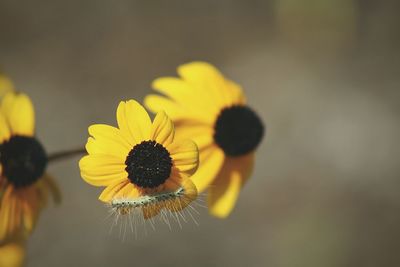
[117,99,152,143]
[151,110,175,147]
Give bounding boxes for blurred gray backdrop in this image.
[1,0,400,266]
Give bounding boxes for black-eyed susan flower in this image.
[79,100,198,221]
[0,92,60,241]
[145,62,264,218]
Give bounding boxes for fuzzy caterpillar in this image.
[106,180,202,238]
[110,187,186,215]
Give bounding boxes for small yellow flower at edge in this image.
[79,100,199,219]
[145,62,265,218]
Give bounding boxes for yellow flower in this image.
[79,100,198,220]
[0,92,60,241]
[145,62,264,218]
[0,238,25,267]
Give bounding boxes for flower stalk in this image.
[47,148,86,163]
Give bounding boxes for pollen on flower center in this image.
[125,140,172,189]
[214,105,264,157]
[0,135,48,188]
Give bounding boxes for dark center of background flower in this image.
[125,140,172,189]
[0,135,48,188]
[214,105,264,157]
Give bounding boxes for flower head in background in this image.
[145,62,264,218]
[79,100,198,222]
[0,92,61,241]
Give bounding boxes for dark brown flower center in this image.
[214,105,264,157]
[0,135,47,188]
[125,140,172,189]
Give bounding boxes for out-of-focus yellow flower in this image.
[79,100,198,219]
[145,62,264,218]
[0,92,60,241]
[0,238,25,267]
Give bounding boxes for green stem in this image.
[47,148,86,163]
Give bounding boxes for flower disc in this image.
[0,135,47,188]
[214,105,264,157]
[125,140,172,189]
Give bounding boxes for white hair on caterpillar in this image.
[106,185,205,239]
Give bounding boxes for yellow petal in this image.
[207,153,255,218]
[174,120,213,150]
[144,94,186,120]
[20,187,41,234]
[0,240,26,267]
[0,112,10,143]
[21,201,34,234]
[89,124,132,147]
[152,77,191,103]
[177,62,233,107]
[116,100,151,144]
[7,193,17,234]
[178,61,224,84]
[151,111,174,147]
[112,182,141,199]
[1,92,35,136]
[87,124,131,159]
[79,155,127,187]
[144,94,214,124]
[225,79,246,105]
[168,139,199,176]
[152,77,220,117]
[99,180,140,202]
[190,145,225,192]
[208,172,241,219]
[0,186,36,240]
[0,74,14,97]
[98,180,129,202]
[0,181,53,240]
[0,186,13,240]
[13,202,22,235]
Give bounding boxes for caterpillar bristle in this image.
[106,185,202,239]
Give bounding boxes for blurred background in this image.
[1,0,399,266]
